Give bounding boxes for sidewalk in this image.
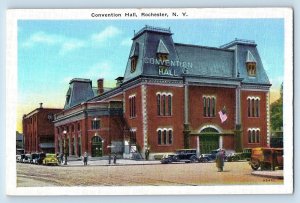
[59,158,161,167]
[251,170,283,179]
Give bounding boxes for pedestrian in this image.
[216,149,225,172]
[83,152,88,166]
[108,154,111,164]
[113,154,117,164]
[60,153,64,164]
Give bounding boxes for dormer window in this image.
[156,40,169,67]
[247,62,256,76]
[130,42,139,73]
[246,50,257,77]
[130,56,138,73]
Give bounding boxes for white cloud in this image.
[22,31,64,47]
[59,39,86,55]
[91,26,121,43]
[120,38,132,46]
[22,31,86,55]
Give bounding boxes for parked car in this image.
[32,153,46,165]
[241,148,252,161]
[249,147,283,170]
[43,154,59,166]
[160,153,176,164]
[23,154,31,163]
[16,155,22,162]
[30,153,39,164]
[161,149,198,164]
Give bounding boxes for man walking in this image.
[83,152,88,166]
[216,149,225,172]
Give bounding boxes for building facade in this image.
[54,26,271,158]
[23,103,62,153]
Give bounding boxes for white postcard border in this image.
[6,8,293,195]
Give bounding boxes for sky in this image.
[17,19,284,132]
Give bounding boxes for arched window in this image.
[248,130,252,143]
[251,99,255,117]
[168,130,173,144]
[256,99,260,117]
[158,130,162,145]
[256,130,260,143]
[163,130,167,145]
[212,97,215,117]
[157,94,161,116]
[168,95,172,116]
[247,99,251,117]
[203,97,206,117]
[162,95,166,116]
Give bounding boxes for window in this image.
[157,129,173,145]
[203,96,216,117]
[157,53,169,63]
[168,95,172,116]
[130,56,138,73]
[157,93,173,116]
[130,130,136,144]
[248,128,260,143]
[247,62,256,76]
[91,119,100,130]
[247,97,260,117]
[158,130,162,145]
[77,123,81,131]
[129,95,136,118]
[157,94,161,116]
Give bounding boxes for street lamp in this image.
[63,130,67,165]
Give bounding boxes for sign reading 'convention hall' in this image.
[143,57,193,76]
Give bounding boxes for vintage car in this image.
[30,153,39,164]
[42,153,59,166]
[160,153,176,164]
[249,147,283,170]
[23,154,31,163]
[32,153,46,165]
[161,149,198,164]
[241,148,252,161]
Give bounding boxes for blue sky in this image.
[17,19,284,132]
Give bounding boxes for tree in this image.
[270,83,283,131]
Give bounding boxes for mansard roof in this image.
[123,27,270,86]
[64,78,95,109]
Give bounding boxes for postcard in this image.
[6,8,293,195]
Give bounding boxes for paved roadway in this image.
[17,161,283,187]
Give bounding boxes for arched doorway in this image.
[199,127,220,154]
[91,136,103,157]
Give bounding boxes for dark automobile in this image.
[30,153,39,164]
[241,148,252,161]
[174,149,198,163]
[32,153,46,165]
[200,150,219,162]
[160,153,176,164]
[161,149,198,164]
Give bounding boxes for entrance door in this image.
[200,127,219,154]
[91,136,103,157]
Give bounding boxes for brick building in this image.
[53,26,271,159]
[23,103,62,153]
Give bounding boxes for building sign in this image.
[143,57,193,76]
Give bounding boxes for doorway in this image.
[91,136,103,157]
[200,127,220,154]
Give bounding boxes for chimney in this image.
[39,103,43,108]
[97,78,104,95]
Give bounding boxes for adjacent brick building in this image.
[23,103,62,153]
[53,26,271,159]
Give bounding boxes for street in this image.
[17,161,283,187]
